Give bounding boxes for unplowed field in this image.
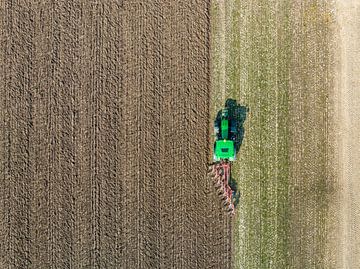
[211,0,340,268]
[336,1,360,267]
[0,1,234,268]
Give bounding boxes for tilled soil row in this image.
[0,1,232,268]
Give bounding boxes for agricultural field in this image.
[0,1,231,268]
[0,0,359,269]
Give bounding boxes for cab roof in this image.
[214,140,235,160]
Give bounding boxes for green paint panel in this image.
[221,118,229,139]
[214,140,235,161]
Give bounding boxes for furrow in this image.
[1,2,35,268]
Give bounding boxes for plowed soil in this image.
[0,1,233,268]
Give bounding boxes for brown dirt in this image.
[0,1,232,268]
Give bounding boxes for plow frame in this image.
[208,160,235,215]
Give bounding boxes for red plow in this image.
[208,160,235,215]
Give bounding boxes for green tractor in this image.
[213,108,238,162]
[210,104,244,215]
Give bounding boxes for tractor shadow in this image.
[228,177,241,207]
[215,98,249,154]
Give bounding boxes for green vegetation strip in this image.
[210,1,336,268]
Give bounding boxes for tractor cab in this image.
[214,140,235,161]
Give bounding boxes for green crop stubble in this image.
[210,0,336,268]
[210,0,337,268]
[222,1,293,268]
